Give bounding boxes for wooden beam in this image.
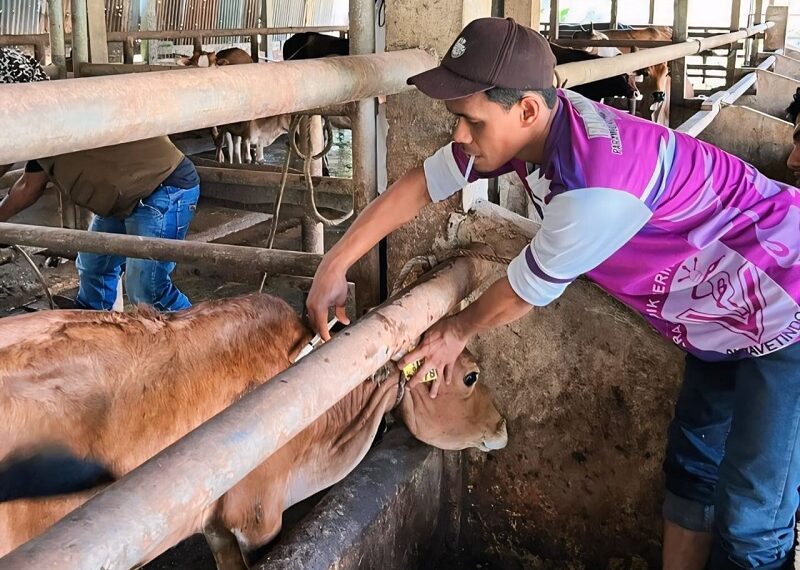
[86,0,108,63]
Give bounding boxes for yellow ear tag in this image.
[401,359,438,384]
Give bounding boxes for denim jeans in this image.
[75,184,200,311]
[663,342,800,569]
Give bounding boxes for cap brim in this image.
[407,66,493,101]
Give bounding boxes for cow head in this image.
[395,349,508,452]
[176,50,218,67]
[176,48,251,67]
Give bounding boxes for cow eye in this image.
[463,371,479,387]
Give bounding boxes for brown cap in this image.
[407,17,556,101]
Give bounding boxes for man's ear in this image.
[518,95,543,126]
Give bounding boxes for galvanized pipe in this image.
[350,0,380,314]
[46,0,67,78]
[0,222,322,276]
[106,25,349,42]
[0,254,495,570]
[0,50,434,165]
[70,0,89,78]
[554,22,774,89]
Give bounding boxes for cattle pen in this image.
[0,0,797,568]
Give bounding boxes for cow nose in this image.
[481,418,508,451]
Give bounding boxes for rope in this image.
[291,115,353,226]
[389,248,512,297]
[10,245,55,310]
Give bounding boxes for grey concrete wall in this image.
[698,105,794,185]
[773,53,800,80]
[736,69,800,120]
[255,428,444,570]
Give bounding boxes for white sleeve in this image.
[507,188,653,306]
[423,143,469,202]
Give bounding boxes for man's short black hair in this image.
[485,86,557,111]
[786,87,800,125]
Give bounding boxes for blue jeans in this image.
[75,184,200,311]
[663,342,800,569]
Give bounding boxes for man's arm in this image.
[400,277,532,398]
[306,166,431,340]
[0,170,49,222]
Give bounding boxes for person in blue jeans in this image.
[0,136,200,312]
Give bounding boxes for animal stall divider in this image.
[0,252,496,570]
[553,22,774,90]
[0,222,322,277]
[0,50,434,165]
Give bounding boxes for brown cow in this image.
[0,293,507,568]
[176,47,254,67]
[572,25,673,125]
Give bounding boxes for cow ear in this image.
[176,57,192,66]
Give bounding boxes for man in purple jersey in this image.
[307,17,800,569]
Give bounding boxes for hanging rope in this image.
[259,113,354,293]
[290,115,353,226]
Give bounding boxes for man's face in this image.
[788,119,800,183]
[445,92,532,172]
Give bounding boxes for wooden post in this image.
[727,0,742,86]
[649,0,656,24]
[70,0,89,77]
[549,0,559,40]
[86,0,108,63]
[669,0,689,122]
[503,0,542,31]
[610,0,618,29]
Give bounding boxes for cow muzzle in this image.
[479,418,508,452]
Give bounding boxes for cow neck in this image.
[369,362,406,411]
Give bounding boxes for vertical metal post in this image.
[122,36,134,64]
[47,0,67,78]
[669,0,689,123]
[260,0,270,59]
[70,0,89,77]
[141,0,157,64]
[250,34,259,62]
[549,0,559,39]
[610,0,618,29]
[301,217,324,254]
[727,0,742,85]
[86,0,109,63]
[349,0,379,314]
[649,0,656,24]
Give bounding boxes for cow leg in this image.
[233,135,243,164]
[225,132,234,164]
[243,137,252,164]
[203,519,249,570]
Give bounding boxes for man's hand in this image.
[306,261,351,342]
[399,315,469,399]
